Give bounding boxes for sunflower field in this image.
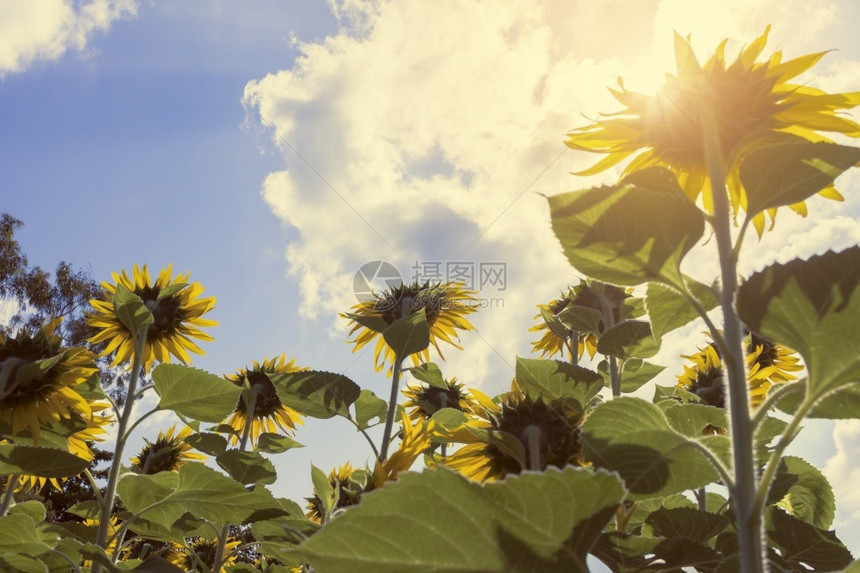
[2,27,860,573]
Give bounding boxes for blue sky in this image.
[3,0,860,556]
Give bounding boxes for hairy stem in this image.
[379,357,403,461]
[703,112,763,573]
[0,474,20,516]
[95,326,148,565]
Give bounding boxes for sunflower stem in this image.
[0,474,20,516]
[702,111,764,573]
[523,425,542,471]
[211,522,231,573]
[239,386,258,452]
[94,325,148,569]
[568,329,579,366]
[753,393,817,519]
[750,381,804,429]
[609,356,621,398]
[82,468,105,509]
[696,486,707,511]
[379,357,404,461]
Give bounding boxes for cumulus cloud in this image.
[243,0,859,390]
[824,420,860,544]
[0,0,137,76]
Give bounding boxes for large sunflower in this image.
[676,332,802,409]
[443,385,586,482]
[0,318,98,444]
[87,264,217,370]
[130,425,205,474]
[344,281,477,374]
[530,280,631,362]
[567,26,860,234]
[222,354,307,447]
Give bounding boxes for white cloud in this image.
[243,0,860,393]
[0,0,137,76]
[823,420,860,546]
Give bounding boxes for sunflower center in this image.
[188,540,218,569]
[749,332,778,369]
[376,284,442,327]
[136,438,185,474]
[419,386,463,412]
[647,64,781,168]
[136,286,185,337]
[233,371,282,417]
[491,398,584,475]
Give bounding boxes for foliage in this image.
[2,27,860,573]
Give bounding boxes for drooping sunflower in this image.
[442,385,586,482]
[119,537,183,563]
[130,425,205,474]
[169,536,240,572]
[305,462,365,523]
[530,280,632,362]
[371,413,435,489]
[343,281,477,374]
[88,264,217,370]
[0,318,99,444]
[13,404,112,493]
[222,354,307,447]
[676,332,802,409]
[402,376,477,421]
[567,26,860,234]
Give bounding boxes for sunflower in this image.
[12,404,112,493]
[169,537,240,572]
[130,425,205,474]
[530,281,631,361]
[402,376,477,421]
[88,264,217,370]
[343,281,477,374]
[222,354,307,447]
[0,318,99,444]
[676,332,802,409]
[305,462,365,523]
[119,537,183,563]
[371,413,435,489]
[442,385,586,482]
[567,26,860,234]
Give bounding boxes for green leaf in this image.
[595,320,659,359]
[256,432,303,454]
[353,389,388,429]
[600,359,665,393]
[540,307,571,340]
[113,282,154,333]
[407,362,447,388]
[547,179,704,289]
[581,398,719,500]
[270,370,361,420]
[737,247,860,396]
[514,357,603,405]
[382,309,430,359]
[646,279,719,340]
[0,553,47,573]
[156,282,188,301]
[66,500,101,520]
[645,507,730,543]
[297,466,626,573]
[774,456,836,530]
[0,515,52,558]
[556,306,602,335]
[216,450,278,485]
[778,383,860,419]
[183,432,228,456]
[344,312,388,334]
[740,141,860,216]
[0,444,89,478]
[152,364,243,423]
[8,501,45,524]
[118,462,284,532]
[430,408,470,431]
[765,507,853,572]
[310,464,336,523]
